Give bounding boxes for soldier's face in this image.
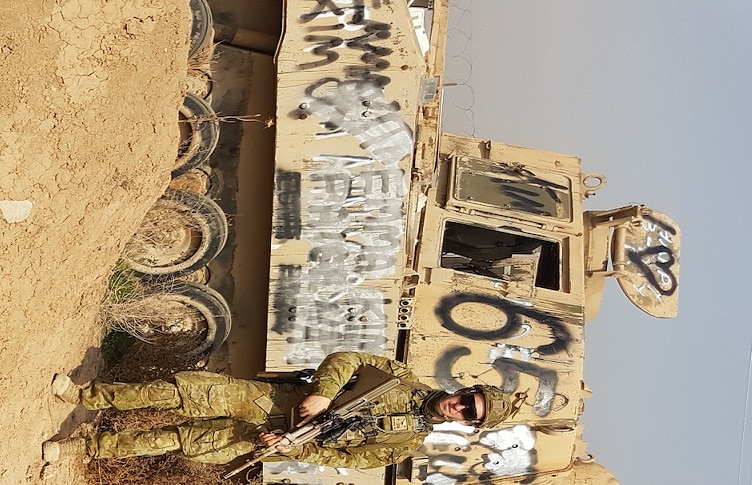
[437,392,486,424]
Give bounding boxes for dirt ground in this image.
[0,1,191,483]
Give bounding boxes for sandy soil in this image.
[0,1,191,483]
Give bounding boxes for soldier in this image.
[42,351,514,469]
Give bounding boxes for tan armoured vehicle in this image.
[124,1,681,484]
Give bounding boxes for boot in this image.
[42,438,89,463]
[51,374,81,404]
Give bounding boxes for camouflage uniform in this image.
[81,352,435,468]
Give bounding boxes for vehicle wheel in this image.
[175,93,219,178]
[188,0,214,59]
[123,189,228,278]
[138,281,231,360]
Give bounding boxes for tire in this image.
[143,281,231,360]
[188,0,214,59]
[123,189,228,279]
[175,93,219,178]
[185,68,213,99]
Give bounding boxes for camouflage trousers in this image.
[81,371,287,464]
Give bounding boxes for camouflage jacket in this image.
[269,351,435,469]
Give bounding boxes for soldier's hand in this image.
[259,432,292,453]
[296,395,332,426]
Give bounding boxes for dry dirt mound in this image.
[0,1,190,483]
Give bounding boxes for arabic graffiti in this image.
[272,156,406,363]
[300,0,383,24]
[298,0,392,87]
[625,213,679,298]
[292,0,412,164]
[269,0,414,363]
[292,79,414,166]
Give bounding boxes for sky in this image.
[440,1,752,484]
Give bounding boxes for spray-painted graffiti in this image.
[420,422,538,484]
[298,21,393,81]
[490,358,559,417]
[433,293,572,417]
[494,177,566,218]
[434,293,571,354]
[271,263,391,365]
[265,461,323,477]
[270,0,413,363]
[293,0,413,166]
[434,345,560,417]
[293,80,413,167]
[272,156,407,363]
[300,0,383,24]
[298,0,392,87]
[274,170,302,239]
[626,213,679,298]
[458,161,571,219]
[481,425,537,477]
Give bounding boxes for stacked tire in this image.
[118,0,230,361]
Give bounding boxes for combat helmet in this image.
[462,385,523,428]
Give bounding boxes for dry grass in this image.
[84,405,227,485]
[121,201,199,274]
[85,324,229,484]
[99,267,188,343]
[169,168,211,194]
[100,334,205,383]
[87,262,234,485]
[86,453,225,485]
[101,295,186,342]
[180,113,274,127]
[98,261,211,368]
[188,42,219,73]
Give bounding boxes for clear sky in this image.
[441,1,752,484]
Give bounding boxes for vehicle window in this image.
[452,157,573,221]
[440,221,560,290]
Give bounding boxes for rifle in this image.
[222,365,401,480]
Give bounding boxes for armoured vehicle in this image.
[124,1,681,484]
